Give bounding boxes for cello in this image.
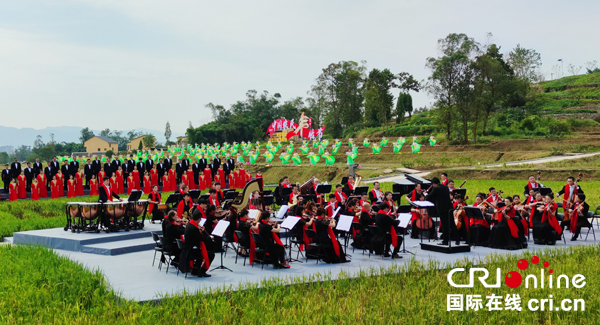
[416,207,433,229]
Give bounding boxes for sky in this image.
[1,0,598,134]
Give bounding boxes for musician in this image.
[84,159,94,187]
[532,193,561,245]
[148,185,163,223]
[214,182,224,202]
[334,184,348,205]
[524,175,543,197]
[451,194,467,240]
[487,187,501,205]
[208,189,220,207]
[351,202,374,249]
[373,203,402,258]
[325,194,339,218]
[177,193,194,219]
[98,177,121,203]
[282,176,291,188]
[258,211,290,269]
[557,176,583,211]
[235,209,253,255]
[527,192,545,228]
[447,180,456,191]
[565,193,590,241]
[425,178,457,246]
[23,162,34,192]
[289,185,300,205]
[179,209,214,277]
[44,162,53,187]
[61,161,71,189]
[524,189,536,204]
[383,192,396,216]
[308,178,324,206]
[163,211,185,266]
[469,194,491,246]
[369,182,384,204]
[343,175,355,197]
[314,207,348,263]
[488,197,525,250]
[441,173,449,186]
[359,194,369,207]
[407,183,422,202]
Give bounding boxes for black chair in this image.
[304,229,325,264]
[367,225,385,259]
[594,205,600,229]
[175,239,188,278]
[582,211,596,241]
[289,229,306,260]
[250,233,268,269]
[234,230,250,266]
[151,232,163,268]
[222,232,237,258]
[159,236,177,273]
[351,222,368,254]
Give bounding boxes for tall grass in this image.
[1,244,599,324]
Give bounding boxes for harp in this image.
[300,176,315,195]
[231,178,264,210]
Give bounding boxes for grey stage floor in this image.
[50,226,598,302]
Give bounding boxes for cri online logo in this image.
[448,256,586,289]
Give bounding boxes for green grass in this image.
[2,243,599,324]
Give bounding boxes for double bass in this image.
[416,207,433,229]
[453,205,466,230]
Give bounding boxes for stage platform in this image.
[9,222,598,302]
[13,223,163,256]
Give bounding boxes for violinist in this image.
[314,207,348,263]
[179,209,215,278]
[383,191,397,217]
[208,188,220,207]
[236,209,253,256]
[524,175,543,198]
[407,183,422,202]
[447,180,456,192]
[441,173,449,186]
[368,182,384,204]
[469,193,491,246]
[557,176,584,211]
[176,193,194,219]
[527,192,545,228]
[373,203,402,258]
[351,202,374,249]
[488,197,525,250]
[532,193,561,245]
[487,187,501,206]
[451,194,467,242]
[335,184,348,205]
[511,195,530,245]
[258,211,290,269]
[565,193,590,241]
[309,178,325,206]
[410,193,436,239]
[291,205,315,256]
[163,210,185,266]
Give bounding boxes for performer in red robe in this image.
[168,167,176,192]
[57,172,65,197]
[89,176,99,196]
[127,175,135,194]
[228,173,235,189]
[143,174,152,193]
[17,172,27,199]
[218,167,225,187]
[37,173,48,198]
[67,177,76,198]
[75,171,84,196]
[97,169,106,186]
[132,168,141,190]
[116,168,125,194]
[50,177,59,199]
[9,179,18,201]
[150,167,159,188]
[162,174,170,192]
[256,171,263,179]
[203,167,212,189]
[186,168,196,190]
[198,174,206,191]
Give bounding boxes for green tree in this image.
[138,141,143,150]
[79,127,95,143]
[0,152,9,164]
[142,135,155,149]
[14,145,33,161]
[33,135,45,150]
[100,128,111,137]
[279,97,303,121]
[364,68,396,132]
[164,122,172,145]
[507,44,543,83]
[395,93,413,123]
[106,150,114,158]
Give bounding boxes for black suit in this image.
[175,163,184,183]
[179,222,215,274]
[44,166,52,186]
[10,162,21,180]
[24,167,34,191]
[127,159,135,173]
[84,164,94,185]
[50,161,59,177]
[111,160,120,174]
[198,158,207,172]
[33,162,43,176]
[164,158,172,171]
[212,158,221,174]
[425,184,456,243]
[192,163,200,184]
[61,164,71,187]
[523,182,543,196]
[98,184,120,203]
[91,159,102,175]
[2,169,11,192]
[226,158,235,169]
[136,162,145,175]
[70,161,79,174]
[145,159,154,172]
[156,163,165,185]
[103,162,113,176]
[374,212,401,255]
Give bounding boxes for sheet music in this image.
[411,201,435,208]
[281,216,301,230]
[248,209,260,220]
[336,215,353,232]
[397,213,412,228]
[211,220,230,237]
[199,218,207,227]
[332,206,341,218]
[276,205,289,219]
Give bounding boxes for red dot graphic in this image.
[517,259,529,270]
[549,269,553,274]
[543,261,549,268]
[505,271,522,288]
[531,256,540,264]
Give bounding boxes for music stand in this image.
[396,213,413,255]
[263,195,274,206]
[199,194,210,202]
[397,205,411,213]
[452,188,467,199]
[317,184,332,194]
[301,194,316,203]
[532,187,552,196]
[281,187,292,197]
[210,220,233,272]
[336,215,354,254]
[341,176,348,186]
[263,190,272,196]
[189,190,201,201]
[281,216,302,263]
[225,191,239,200]
[165,193,181,208]
[128,190,142,202]
[353,186,369,196]
[126,191,144,229]
[463,206,486,247]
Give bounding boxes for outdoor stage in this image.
[8,222,598,302]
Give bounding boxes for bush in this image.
[567,118,597,130]
[106,150,114,158]
[547,120,571,139]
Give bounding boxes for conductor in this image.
[425,177,458,246]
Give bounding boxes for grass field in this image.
[1,180,598,240]
[1,243,599,324]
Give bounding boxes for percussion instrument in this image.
[104,201,127,219]
[127,199,148,217]
[80,202,101,220]
[65,202,101,233]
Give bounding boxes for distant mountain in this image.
[0,125,184,148]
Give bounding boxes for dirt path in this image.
[365,151,600,183]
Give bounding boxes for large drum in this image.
[66,202,83,220]
[127,199,148,217]
[80,202,101,220]
[104,201,127,219]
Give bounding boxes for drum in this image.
[66,202,83,219]
[127,199,148,217]
[80,202,101,220]
[104,201,126,219]
[158,203,167,210]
